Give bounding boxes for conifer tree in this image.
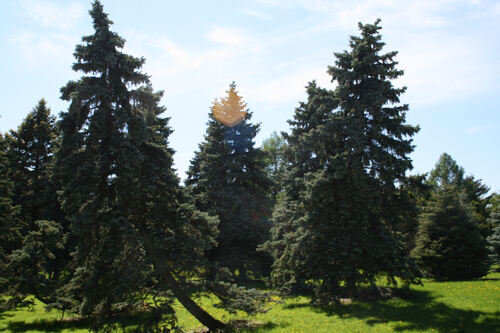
[427,153,465,188]
[186,83,271,279]
[411,186,489,280]
[6,99,61,229]
[265,20,420,300]
[0,134,21,295]
[427,153,491,238]
[53,1,226,330]
[486,194,500,268]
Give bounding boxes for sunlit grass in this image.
[1,272,499,332]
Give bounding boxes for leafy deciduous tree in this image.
[261,131,287,202]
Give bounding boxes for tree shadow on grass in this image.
[284,289,499,333]
[1,317,91,332]
[0,311,173,332]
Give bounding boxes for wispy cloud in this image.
[10,32,76,67]
[239,8,273,20]
[465,124,499,135]
[20,0,85,29]
[207,26,252,45]
[247,69,331,103]
[249,0,500,106]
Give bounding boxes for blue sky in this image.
[1,0,499,192]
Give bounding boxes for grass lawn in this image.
[1,272,499,332]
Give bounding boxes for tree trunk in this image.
[162,269,227,331]
[140,235,227,331]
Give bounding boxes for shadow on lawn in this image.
[284,289,499,333]
[0,311,170,332]
[1,317,91,332]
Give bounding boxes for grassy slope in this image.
[1,272,499,333]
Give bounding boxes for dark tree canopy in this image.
[264,20,420,300]
[186,82,272,279]
[0,134,21,294]
[411,186,489,280]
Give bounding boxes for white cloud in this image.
[10,32,76,67]
[465,124,499,134]
[249,0,500,105]
[207,26,251,45]
[395,32,498,106]
[247,69,331,103]
[20,0,85,29]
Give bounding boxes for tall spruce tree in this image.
[53,2,226,330]
[6,99,61,229]
[2,100,68,309]
[186,82,272,279]
[263,81,337,293]
[411,186,489,280]
[0,134,21,295]
[486,194,500,268]
[264,20,420,300]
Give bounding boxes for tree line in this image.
[1,1,499,331]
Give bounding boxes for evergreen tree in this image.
[411,186,489,280]
[0,134,21,294]
[261,131,287,202]
[186,82,272,279]
[0,101,76,313]
[427,153,465,188]
[1,100,71,309]
[263,81,337,293]
[265,20,420,300]
[427,153,491,238]
[53,2,226,330]
[397,174,433,254]
[486,194,500,268]
[6,99,61,229]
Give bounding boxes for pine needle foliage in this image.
[412,186,489,280]
[264,20,420,301]
[186,82,272,279]
[52,1,225,330]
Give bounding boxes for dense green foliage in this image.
[1,100,68,309]
[264,20,420,300]
[186,83,272,279]
[49,1,227,330]
[0,134,21,294]
[486,194,500,267]
[6,99,61,228]
[261,131,287,202]
[411,186,489,280]
[427,153,491,238]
